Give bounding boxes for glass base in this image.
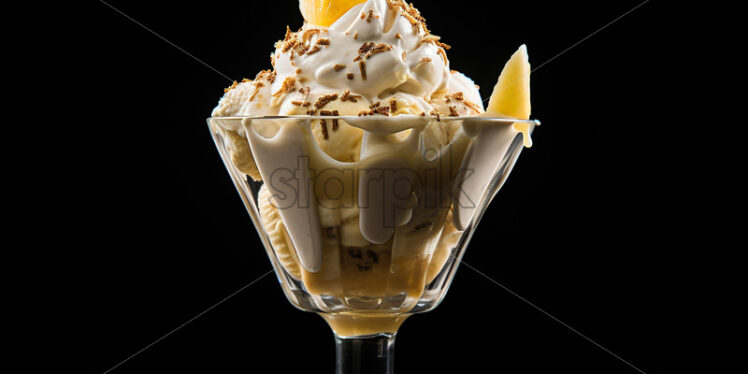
[322,313,410,337]
[335,333,396,374]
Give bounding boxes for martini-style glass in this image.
[208,115,538,374]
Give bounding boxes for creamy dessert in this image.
[210,0,533,337]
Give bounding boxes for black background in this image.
[39,0,688,372]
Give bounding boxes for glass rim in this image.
[209,115,541,126]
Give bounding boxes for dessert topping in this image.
[315,93,340,109]
[272,77,298,105]
[319,110,340,139]
[437,48,448,65]
[445,91,464,103]
[359,60,367,80]
[320,119,329,139]
[354,42,393,62]
[340,89,362,102]
[224,81,239,93]
[366,9,379,22]
[358,101,391,116]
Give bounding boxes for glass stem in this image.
[335,333,396,374]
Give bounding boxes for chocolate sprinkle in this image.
[320,119,329,140]
[224,80,238,93]
[359,61,367,80]
[314,93,339,109]
[341,89,362,103]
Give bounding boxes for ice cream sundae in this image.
[209,0,536,339]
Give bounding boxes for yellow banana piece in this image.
[299,0,368,27]
[485,45,533,147]
[258,185,302,279]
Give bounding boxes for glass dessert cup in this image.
[208,115,538,373]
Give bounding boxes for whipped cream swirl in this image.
[213,0,484,118]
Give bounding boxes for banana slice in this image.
[426,208,461,283]
[485,45,531,119]
[257,185,302,279]
[485,44,533,147]
[223,129,263,181]
[299,0,367,27]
